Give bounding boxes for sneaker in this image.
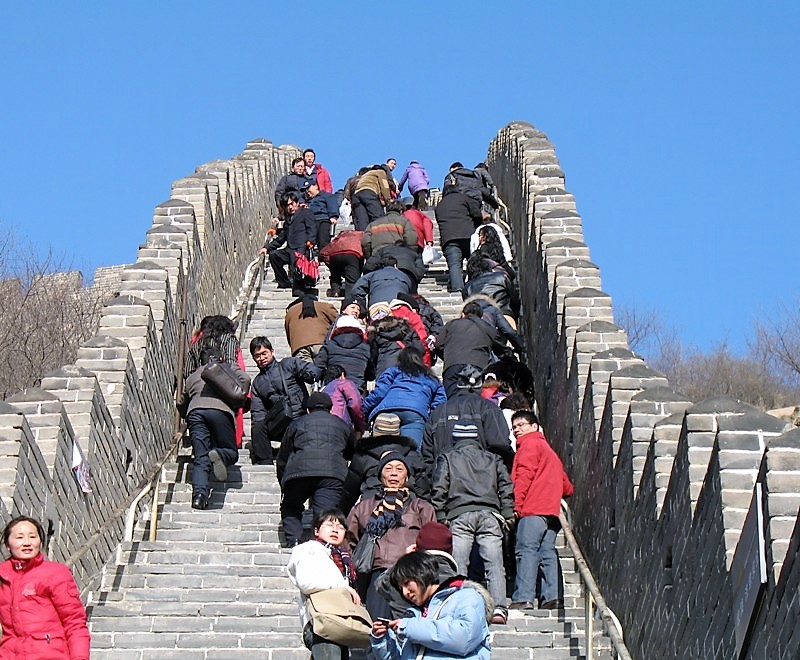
[209,449,228,482]
[490,608,508,625]
[508,601,534,610]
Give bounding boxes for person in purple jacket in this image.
[322,365,367,437]
[397,161,431,211]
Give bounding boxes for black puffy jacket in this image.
[463,269,519,318]
[434,192,483,245]
[250,357,321,422]
[369,316,425,377]
[315,328,373,391]
[422,391,514,481]
[276,410,355,486]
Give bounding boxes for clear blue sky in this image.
[2,3,797,354]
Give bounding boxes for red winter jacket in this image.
[0,553,90,659]
[390,305,431,366]
[403,209,434,248]
[511,430,573,518]
[308,163,333,192]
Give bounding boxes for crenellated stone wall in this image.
[487,121,799,658]
[0,138,297,593]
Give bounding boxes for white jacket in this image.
[287,540,349,627]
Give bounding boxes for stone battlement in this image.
[487,121,798,658]
[0,138,297,593]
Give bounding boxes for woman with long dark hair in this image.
[362,347,446,449]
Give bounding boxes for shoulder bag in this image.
[200,359,247,407]
[306,587,373,648]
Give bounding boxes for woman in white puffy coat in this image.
[287,509,361,660]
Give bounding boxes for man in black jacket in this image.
[436,301,500,397]
[434,189,483,293]
[249,336,321,465]
[276,391,355,547]
[263,192,318,292]
[422,364,513,482]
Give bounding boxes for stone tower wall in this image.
[0,138,297,592]
[487,121,799,659]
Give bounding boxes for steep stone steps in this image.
[87,218,615,658]
[88,460,611,659]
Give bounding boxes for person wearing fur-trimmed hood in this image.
[370,551,492,659]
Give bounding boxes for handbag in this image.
[200,360,247,407]
[263,364,294,437]
[294,244,320,282]
[306,587,372,648]
[350,532,377,574]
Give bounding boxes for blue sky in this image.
[2,3,797,354]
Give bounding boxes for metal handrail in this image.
[232,254,267,344]
[559,500,632,660]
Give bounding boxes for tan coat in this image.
[284,301,339,354]
[355,169,392,204]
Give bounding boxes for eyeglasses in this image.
[319,521,345,530]
[512,422,532,431]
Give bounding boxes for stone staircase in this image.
[87,221,615,658]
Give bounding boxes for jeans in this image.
[390,409,426,450]
[442,239,470,292]
[451,510,507,608]
[280,476,343,546]
[303,622,349,659]
[188,409,238,497]
[512,514,560,603]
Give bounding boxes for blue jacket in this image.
[371,580,491,659]
[363,367,446,421]
[307,191,340,223]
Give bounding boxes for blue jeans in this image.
[188,409,238,498]
[512,514,560,603]
[391,409,426,450]
[442,239,470,292]
[451,510,507,608]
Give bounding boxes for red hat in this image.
[416,522,452,553]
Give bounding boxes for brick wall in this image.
[488,121,799,658]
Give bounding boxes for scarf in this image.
[318,539,357,586]
[364,487,410,539]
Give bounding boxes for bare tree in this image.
[616,303,800,411]
[753,303,800,390]
[0,227,105,399]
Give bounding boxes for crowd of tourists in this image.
[180,152,574,659]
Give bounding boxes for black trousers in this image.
[329,254,363,296]
[188,409,237,497]
[281,476,343,546]
[268,246,293,287]
[317,220,333,249]
[413,189,429,211]
[352,190,384,231]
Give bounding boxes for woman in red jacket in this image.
[0,516,90,659]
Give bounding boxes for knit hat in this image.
[396,292,420,311]
[416,522,453,553]
[369,302,393,321]
[455,364,483,390]
[373,413,401,436]
[334,315,363,332]
[340,295,365,315]
[306,392,333,411]
[377,450,410,476]
[452,423,479,442]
